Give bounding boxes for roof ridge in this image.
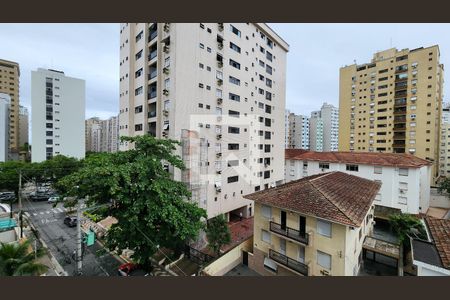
[309,173,356,226]
[309,171,336,182]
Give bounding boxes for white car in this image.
[47,196,60,203]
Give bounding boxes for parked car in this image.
[0,192,15,202]
[63,216,77,227]
[47,196,60,203]
[117,263,151,276]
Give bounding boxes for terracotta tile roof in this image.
[425,217,450,269]
[285,149,431,168]
[245,171,380,227]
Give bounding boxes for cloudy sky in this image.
[1,23,450,120]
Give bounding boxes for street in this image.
[22,199,123,276]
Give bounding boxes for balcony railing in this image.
[149,70,157,80]
[148,91,157,99]
[270,221,309,245]
[269,249,308,276]
[148,51,157,61]
[149,31,158,42]
[148,111,156,118]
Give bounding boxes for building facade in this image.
[245,171,379,276]
[18,105,29,147]
[309,111,323,152]
[285,149,431,214]
[439,103,450,179]
[31,68,85,162]
[287,112,309,149]
[86,116,119,153]
[309,103,339,152]
[339,46,444,185]
[119,23,289,220]
[0,93,10,162]
[284,109,289,148]
[0,59,20,157]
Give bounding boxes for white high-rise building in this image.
[309,103,339,152]
[287,112,309,149]
[119,23,289,220]
[284,109,290,148]
[0,93,10,162]
[86,116,119,153]
[31,68,85,162]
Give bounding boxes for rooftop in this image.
[285,149,431,168]
[245,172,380,227]
[425,217,450,269]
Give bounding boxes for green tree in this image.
[56,135,207,270]
[206,214,231,257]
[438,177,450,198]
[389,213,427,244]
[0,240,48,276]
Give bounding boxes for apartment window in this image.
[374,166,382,174]
[263,171,270,179]
[228,126,240,134]
[317,250,332,270]
[265,118,271,127]
[259,60,265,68]
[207,47,212,53]
[319,163,330,169]
[216,70,223,80]
[317,219,332,238]
[229,76,241,86]
[264,145,271,153]
[199,43,204,49]
[199,63,204,69]
[266,78,272,88]
[46,123,53,129]
[266,91,272,100]
[265,131,271,139]
[398,196,407,205]
[228,160,239,167]
[266,65,272,75]
[227,176,239,183]
[134,105,143,113]
[399,168,409,176]
[261,205,272,219]
[229,59,241,70]
[346,164,359,172]
[46,139,53,145]
[229,93,240,102]
[266,51,273,62]
[216,89,223,98]
[164,78,170,89]
[229,42,241,53]
[230,25,241,37]
[135,50,143,60]
[135,68,143,78]
[135,124,143,131]
[135,86,143,96]
[228,143,239,150]
[165,57,170,68]
[46,131,52,137]
[200,23,205,29]
[261,230,271,243]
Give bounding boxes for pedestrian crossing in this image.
[25,207,70,218]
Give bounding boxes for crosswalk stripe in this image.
[24,212,30,217]
[52,209,58,213]
[33,213,37,216]
[40,212,44,215]
[46,211,51,214]
[57,208,63,213]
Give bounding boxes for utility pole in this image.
[18,170,23,238]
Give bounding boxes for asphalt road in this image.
[22,199,123,276]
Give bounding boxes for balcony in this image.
[148,70,157,80]
[148,51,157,61]
[149,31,157,42]
[270,221,309,245]
[269,249,308,276]
[393,116,406,123]
[148,111,156,118]
[148,91,157,100]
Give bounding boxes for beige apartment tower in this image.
[339,46,444,184]
[0,59,20,157]
[119,23,289,220]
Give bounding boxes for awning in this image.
[0,218,17,230]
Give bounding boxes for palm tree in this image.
[0,240,48,276]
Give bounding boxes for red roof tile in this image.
[285,149,431,168]
[426,217,450,269]
[245,172,380,227]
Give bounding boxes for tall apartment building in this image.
[19,105,29,147]
[285,109,290,148]
[119,23,289,220]
[309,103,339,152]
[0,93,10,162]
[309,110,323,152]
[0,59,20,157]
[86,116,119,153]
[339,46,444,184]
[439,103,450,178]
[31,68,85,162]
[287,112,309,149]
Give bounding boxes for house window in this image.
[261,205,272,219]
[228,143,239,150]
[261,230,271,243]
[134,124,143,131]
[135,50,143,60]
[317,219,332,238]
[229,59,241,70]
[229,76,240,86]
[374,166,382,174]
[398,196,407,205]
[346,164,359,172]
[229,42,241,53]
[319,163,330,169]
[134,86,143,96]
[317,251,332,270]
[228,126,240,134]
[399,168,409,176]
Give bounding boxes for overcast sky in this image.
[1,23,450,120]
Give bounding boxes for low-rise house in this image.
[285,149,431,215]
[244,171,380,276]
[411,217,450,276]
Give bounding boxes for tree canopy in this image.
[389,213,427,244]
[206,214,231,256]
[56,135,207,269]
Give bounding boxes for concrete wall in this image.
[202,238,253,276]
[0,228,17,243]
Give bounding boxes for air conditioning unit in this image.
[217,98,223,105]
[162,132,168,137]
[218,23,224,31]
[320,269,330,276]
[163,89,169,96]
[216,170,222,174]
[216,152,222,158]
[215,187,222,193]
[163,45,170,53]
[217,61,223,68]
[217,79,223,85]
[218,42,223,50]
[163,67,169,74]
[163,110,169,116]
[217,134,222,140]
